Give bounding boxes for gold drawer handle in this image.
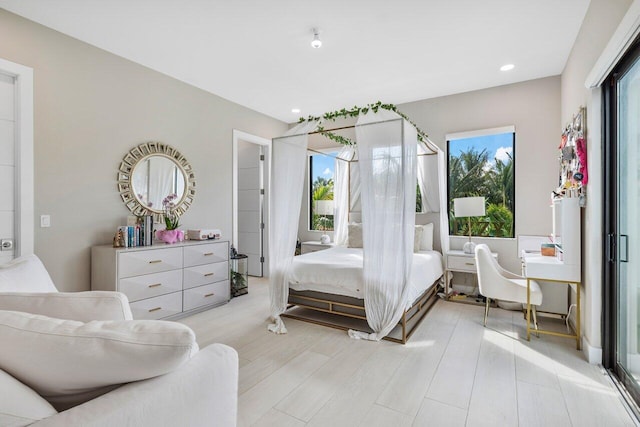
[204,293,215,298]
[149,260,162,264]
[148,307,162,313]
[204,273,214,277]
[203,252,214,256]
[148,283,162,288]
[465,262,475,266]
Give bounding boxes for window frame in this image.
[446,126,516,238]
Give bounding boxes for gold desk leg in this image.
[526,278,531,341]
[576,282,581,351]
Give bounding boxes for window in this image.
[309,152,336,231]
[447,127,515,238]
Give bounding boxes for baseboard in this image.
[566,314,602,364]
[582,335,603,364]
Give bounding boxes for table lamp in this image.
[314,200,334,244]
[454,197,486,254]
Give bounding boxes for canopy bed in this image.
[268,104,449,343]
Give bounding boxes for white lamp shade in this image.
[314,200,334,215]
[453,197,486,217]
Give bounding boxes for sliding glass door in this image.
[605,39,640,405]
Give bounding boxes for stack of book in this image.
[115,215,154,248]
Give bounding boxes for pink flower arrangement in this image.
[162,193,180,230]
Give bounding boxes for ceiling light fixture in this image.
[500,64,515,71]
[291,108,301,114]
[311,28,322,49]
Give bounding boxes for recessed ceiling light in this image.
[311,28,322,49]
[291,108,301,114]
[500,64,515,71]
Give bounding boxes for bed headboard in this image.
[348,211,443,253]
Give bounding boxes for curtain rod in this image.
[306,147,437,162]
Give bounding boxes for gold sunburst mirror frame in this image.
[117,142,196,222]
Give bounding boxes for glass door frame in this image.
[603,35,640,406]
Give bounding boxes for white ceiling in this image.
[0,0,590,122]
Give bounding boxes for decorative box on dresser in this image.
[91,240,230,320]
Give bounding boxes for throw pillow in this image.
[347,223,363,248]
[0,311,199,411]
[420,223,434,251]
[414,225,423,252]
[0,255,57,293]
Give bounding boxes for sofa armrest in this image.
[33,343,239,427]
[0,291,133,321]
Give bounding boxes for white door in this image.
[237,140,264,276]
[0,58,34,263]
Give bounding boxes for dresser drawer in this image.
[184,242,228,267]
[118,269,183,302]
[118,247,183,278]
[448,255,478,272]
[183,261,228,290]
[183,281,229,311]
[129,292,182,320]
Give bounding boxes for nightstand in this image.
[445,249,498,298]
[301,241,335,254]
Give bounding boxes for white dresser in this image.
[91,240,230,320]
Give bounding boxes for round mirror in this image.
[131,155,187,211]
[118,142,195,221]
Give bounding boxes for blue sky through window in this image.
[311,152,337,182]
[449,132,513,164]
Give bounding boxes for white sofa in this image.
[0,255,238,427]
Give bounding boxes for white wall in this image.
[560,0,633,360]
[0,9,288,291]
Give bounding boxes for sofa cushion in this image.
[0,369,57,427]
[0,310,199,411]
[0,254,57,293]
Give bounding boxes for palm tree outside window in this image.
[447,128,515,238]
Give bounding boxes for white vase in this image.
[320,234,330,244]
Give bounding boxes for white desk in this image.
[524,255,581,350]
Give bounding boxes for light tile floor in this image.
[179,277,637,426]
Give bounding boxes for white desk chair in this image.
[475,244,543,329]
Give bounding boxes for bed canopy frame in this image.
[268,104,449,343]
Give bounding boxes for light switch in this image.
[40,215,51,228]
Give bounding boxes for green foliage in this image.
[486,204,513,237]
[448,147,515,238]
[311,176,334,231]
[298,101,429,146]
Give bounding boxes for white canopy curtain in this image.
[268,120,318,334]
[348,110,417,341]
[333,146,355,246]
[417,145,449,255]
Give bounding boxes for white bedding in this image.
[289,246,443,307]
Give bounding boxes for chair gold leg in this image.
[532,306,539,338]
[484,297,490,327]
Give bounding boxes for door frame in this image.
[232,129,271,274]
[0,58,33,257]
[603,35,640,406]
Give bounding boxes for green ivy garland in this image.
[297,101,428,146]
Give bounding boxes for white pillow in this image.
[413,225,423,252]
[0,369,57,426]
[0,255,57,293]
[347,223,363,248]
[0,311,199,411]
[419,223,434,251]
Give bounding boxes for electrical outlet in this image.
[40,215,51,228]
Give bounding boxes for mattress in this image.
[288,246,443,307]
